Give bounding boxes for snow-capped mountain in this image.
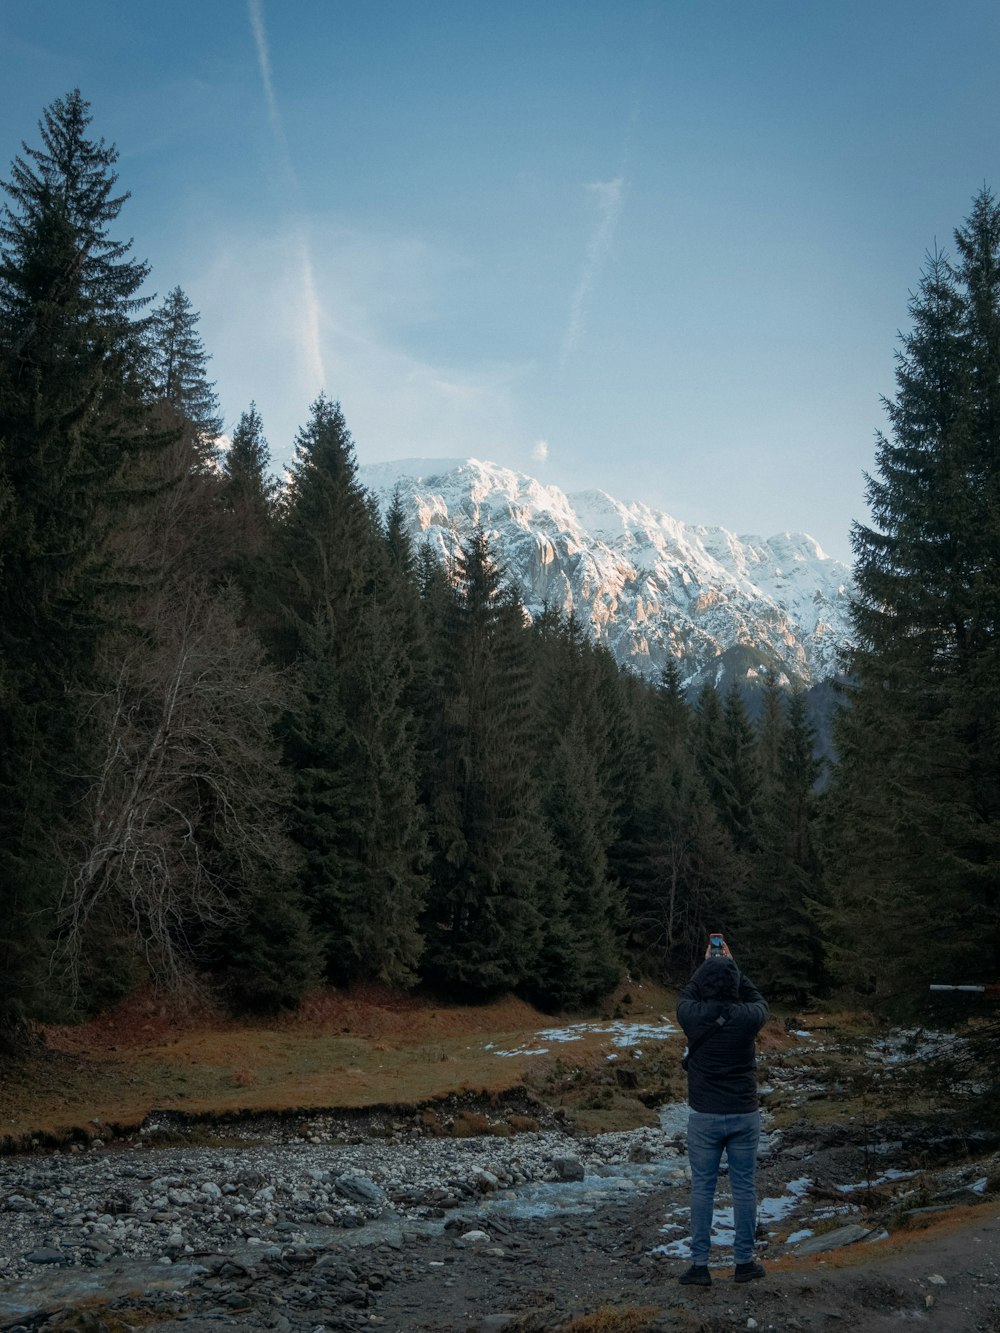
[360,458,854,687]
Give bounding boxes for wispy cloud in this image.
[560,176,625,367]
[196,224,529,467]
[247,0,325,390]
[532,438,550,463]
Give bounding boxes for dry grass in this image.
[0,980,827,1147]
[0,981,687,1143]
[763,1198,1000,1276]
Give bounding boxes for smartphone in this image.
[709,933,725,956]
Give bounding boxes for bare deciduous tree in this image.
[57,578,294,994]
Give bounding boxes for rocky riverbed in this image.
[1,1095,998,1332]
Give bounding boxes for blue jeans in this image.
[686,1109,760,1266]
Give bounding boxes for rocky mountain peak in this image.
[360,457,853,687]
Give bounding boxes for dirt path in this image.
[357,1192,1000,1332]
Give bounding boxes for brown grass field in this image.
[0,980,700,1145]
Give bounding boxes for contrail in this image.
[247,0,325,391]
[560,176,625,368]
[559,28,652,370]
[248,0,282,141]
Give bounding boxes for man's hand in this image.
[705,938,735,961]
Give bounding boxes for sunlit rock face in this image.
[360,458,853,688]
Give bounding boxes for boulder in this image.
[793,1224,873,1255]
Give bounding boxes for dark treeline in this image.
[1,93,997,1044]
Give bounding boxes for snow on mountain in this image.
[360,457,854,686]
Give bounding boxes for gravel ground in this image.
[1,1108,998,1332]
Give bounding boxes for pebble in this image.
[24,1247,68,1264]
[0,1121,682,1287]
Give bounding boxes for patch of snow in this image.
[836,1169,917,1193]
[536,1019,677,1046]
[651,1177,814,1257]
[871,1029,961,1064]
[488,1017,677,1058]
[758,1177,813,1222]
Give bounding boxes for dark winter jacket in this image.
[677,958,768,1114]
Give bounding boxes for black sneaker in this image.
[734,1260,766,1283]
[678,1264,712,1286]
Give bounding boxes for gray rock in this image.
[84,1236,117,1254]
[793,1224,873,1254]
[25,1247,69,1263]
[471,1167,500,1191]
[900,1203,962,1221]
[552,1156,585,1182]
[628,1142,656,1163]
[335,1174,386,1208]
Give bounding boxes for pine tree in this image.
[0,90,159,1039]
[531,612,625,1006]
[222,404,276,517]
[720,683,761,858]
[147,285,222,453]
[270,395,372,664]
[745,679,824,998]
[218,402,278,596]
[275,397,427,985]
[384,487,416,578]
[617,665,739,975]
[421,530,543,996]
[827,191,1000,998]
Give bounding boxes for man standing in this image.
[676,940,769,1286]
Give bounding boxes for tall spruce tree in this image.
[0,90,157,1039]
[617,664,739,974]
[222,403,276,523]
[218,402,278,599]
[147,285,222,454]
[421,530,543,996]
[746,679,824,998]
[275,397,427,985]
[827,191,1000,998]
[270,395,372,664]
[531,612,625,1006]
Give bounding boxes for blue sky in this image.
[3,1,999,562]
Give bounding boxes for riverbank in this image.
[0,983,687,1151]
[0,1086,997,1331]
[2,988,999,1330]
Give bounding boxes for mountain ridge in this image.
[360,457,854,687]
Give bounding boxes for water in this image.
[470,1160,689,1222]
[0,1107,695,1317]
[0,1256,207,1321]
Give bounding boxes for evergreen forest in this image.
[1,92,997,1047]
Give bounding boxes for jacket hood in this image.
[691,957,741,1000]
